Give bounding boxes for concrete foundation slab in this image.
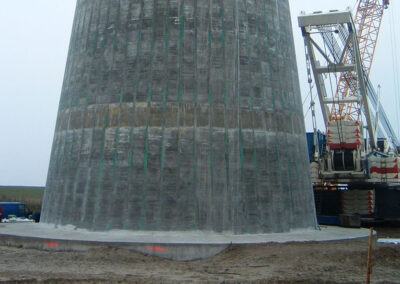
[0,223,372,261]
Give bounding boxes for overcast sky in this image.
[0,0,399,186]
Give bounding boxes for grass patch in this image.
[0,186,44,212]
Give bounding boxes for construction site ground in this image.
[0,224,399,284]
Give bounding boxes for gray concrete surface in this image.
[42,0,317,233]
[0,223,372,260]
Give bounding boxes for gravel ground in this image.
[0,225,399,284]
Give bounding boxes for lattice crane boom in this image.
[331,0,389,121]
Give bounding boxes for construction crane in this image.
[332,0,389,124]
[299,0,400,225]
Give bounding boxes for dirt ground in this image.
[0,225,399,284]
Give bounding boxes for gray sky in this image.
[0,1,399,186]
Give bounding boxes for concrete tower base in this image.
[42,0,317,235]
[0,223,372,261]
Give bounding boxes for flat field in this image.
[0,186,44,212]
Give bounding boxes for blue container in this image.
[306,131,327,162]
[317,215,340,226]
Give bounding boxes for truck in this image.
[0,202,33,220]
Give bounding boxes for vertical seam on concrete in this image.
[107,0,123,231]
[113,1,121,51]
[256,0,263,229]
[69,90,89,225]
[238,0,246,233]
[232,0,239,233]
[178,0,184,104]
[80,1,102,226]
[262,1,275,110]
[127,121,135,230]
[109,94,123,230]
[93,109,110,230]
[251,0,261,233]
[293,146,299,180]
[84,4,94,51]
[133,0,144,104]
[61,109,77,225]
[63,8,82,107]
[141,122,149,230]
[274,1,285,110]
[140,0,157,230]
[157,0,170,230]
[102,1,112,48]
[126,0,144,231]
[120,0,134,231]
[173,0,183,230]
[92,0,101,53]
[79,4,88,37]
[56,95,76,224]
[76,91,89,223]
[263,0,277,230]
[146,0,157,105]
[259,0,271,231]
[287,152,295,227]
[91,0,113,229]
[192,0,199,230]
[276,1,288,229]
[256,0,264,110]
[82,109,97,225]
[53,94,75,224]
[221,0,230,232]
[207,0,214,229]
[276,142,283,194]
[244,0,252,232]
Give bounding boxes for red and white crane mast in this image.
[333,0,389,123]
